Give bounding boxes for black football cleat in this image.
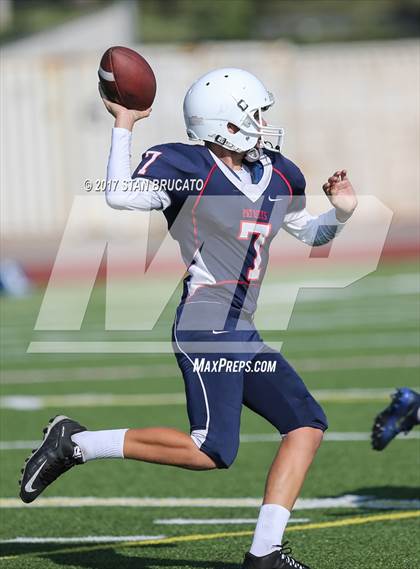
[19,415,86,503]
[243,542,311,569]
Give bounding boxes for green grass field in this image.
[0,260,419,568]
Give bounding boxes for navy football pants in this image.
[172,303,328,468]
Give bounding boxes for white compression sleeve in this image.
[283,207,346,246]
[105,127,171,211]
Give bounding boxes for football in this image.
[98,46,156,111]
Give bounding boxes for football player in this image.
[20,68,357,569]
[371,388,420,451]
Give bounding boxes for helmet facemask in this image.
[234,98,285,157]
[212,98,285,160]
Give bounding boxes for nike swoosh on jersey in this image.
[212,330,229,334]
[268,196,285,202]
[24,460,47,493]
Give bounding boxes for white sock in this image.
[250,504,290,557]
[71,429,128,462]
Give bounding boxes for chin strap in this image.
[245,147,263,162]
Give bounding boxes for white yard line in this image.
[2,431,419,451]
[2,354,418,385]
[153,518,310,525]
[0,535,165,544]
[0,392,186,410]
[0,495,418,510]
[0,441,41,450]
[1,388,417,411]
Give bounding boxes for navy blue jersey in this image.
[133,143,306,316]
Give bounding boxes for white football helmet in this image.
[183,68,284,159]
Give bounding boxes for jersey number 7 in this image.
[137,151,162,176]
[238,221,272,281]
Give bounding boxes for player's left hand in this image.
[322,170,358,222]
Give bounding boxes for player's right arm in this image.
[101,92,170,211]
